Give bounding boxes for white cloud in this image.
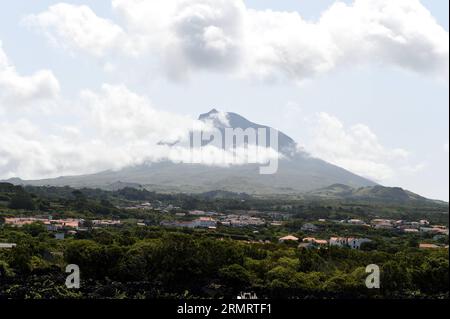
[81,84,196,144]
[0,84,279,180]
[0,118,152,179]
[0,41,60,108]
[23,3,127,57]
[305,112,415,182]
[0,83,190,179]
[24,0,449,81]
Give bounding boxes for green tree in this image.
[8,191,35,210]
[219,264,252,291]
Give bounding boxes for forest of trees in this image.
[0,225,448,299]
[0,183,448,299]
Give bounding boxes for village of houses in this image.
[1,203,448,251]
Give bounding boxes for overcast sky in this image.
[0,0,448,200]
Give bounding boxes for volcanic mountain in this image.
[4,109,377,194]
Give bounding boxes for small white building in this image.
[348,219,365,225]
[193,217,217,228]
[270,221,283,226]
[279,235,299,242]
[420,227,441,233]
[329,237,347,247]
[189,210,206,216]
[0,243,17,249]
[403,228,419,233]
[419,243,441,249]
[374,223,394,230]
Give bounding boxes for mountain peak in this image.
[199,108,221,120]
[197,109,298,154]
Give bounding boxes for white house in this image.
[374,223,394,230]
[0,243,17,249]
[279,235,299,242]
[403,228,419,233]
[420,227,441,233]
[329,237,347,247]
[348,219,365,225]
[371,219,395,229]
[193,217,217,228]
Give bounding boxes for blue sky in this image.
[0,1,448,200]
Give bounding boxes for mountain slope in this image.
[306,184,446,205]
[3,109,377,194]
[5,155,375,194]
